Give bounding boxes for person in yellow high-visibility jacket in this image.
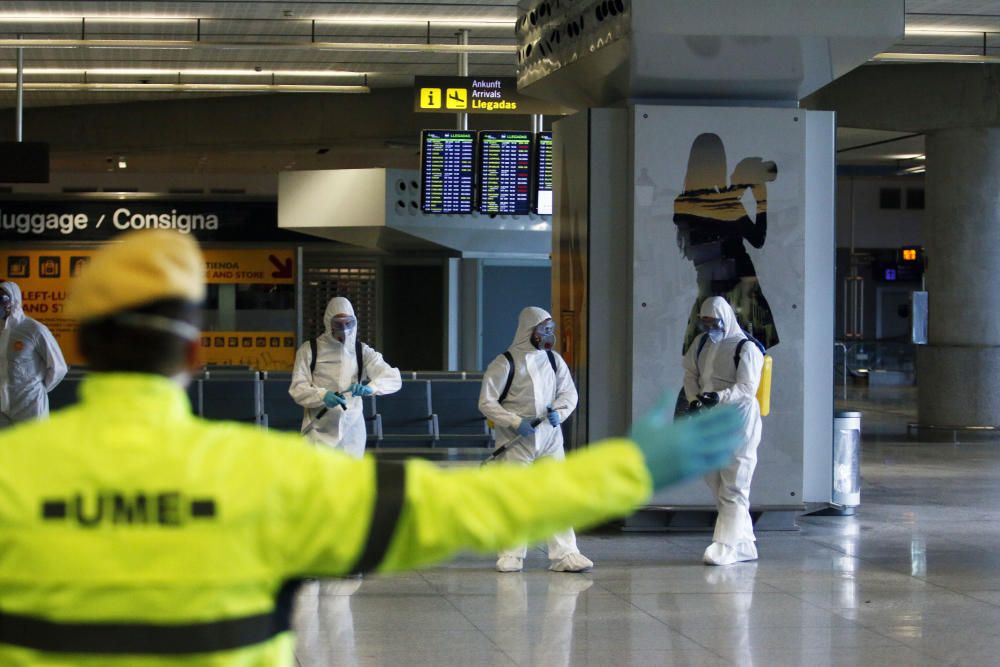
[0,230,742,666]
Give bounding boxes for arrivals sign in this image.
[413,76,571,115]
[0,199,304,243]
[0,248,296,366]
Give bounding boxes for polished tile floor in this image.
[294,386,1000,666]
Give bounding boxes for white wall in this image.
[836,175,924,249]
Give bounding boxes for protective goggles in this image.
[696,317,724,333]
[330,315,357,334]
[534,321,556,338]
[532,320,556,350]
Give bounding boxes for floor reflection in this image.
[294,578,362,667]
[494,574,593,667]
[705,564,757,667]
[284,385,1000,666]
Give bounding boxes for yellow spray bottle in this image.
[757,355,773,417]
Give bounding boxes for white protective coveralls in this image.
[479,306,592,572]
[0,281,67,428]
[289,296,401,458]
[683,296,764,565]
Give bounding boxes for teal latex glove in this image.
[348,382,374,397]
[629,392,743,490]
[323,391,347,409]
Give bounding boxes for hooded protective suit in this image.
[683,296,763,565]
[479,306,590,571]
[289,297,401,458]
[0,282,67,428]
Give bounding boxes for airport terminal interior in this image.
[2,0,1000,665]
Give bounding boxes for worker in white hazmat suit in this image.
[683,296,764,566]
[290,296,401,458]
[479,306,593,573]
[0,281,67,428]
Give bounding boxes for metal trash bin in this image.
[833,411,862,512]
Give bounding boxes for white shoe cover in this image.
[496,555,524,572]
[549,552,594,572]
[703,541,758,566]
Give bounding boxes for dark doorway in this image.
[381,264,444,370]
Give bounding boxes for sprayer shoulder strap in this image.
[693,333,709,372]
[309,338,364,383]
[498,352,515,405]
[355,339,364,383]
[498,350,557,405]
[734,334,766,370]
[734,339,748,369]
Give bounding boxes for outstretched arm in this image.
[276,394,743,577]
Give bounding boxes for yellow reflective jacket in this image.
[0,373,651,666]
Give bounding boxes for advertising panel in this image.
[630,105,808,506]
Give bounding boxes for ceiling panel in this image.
[0,0,986,175]
[0,0,520,107]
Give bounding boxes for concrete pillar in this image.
[919,128,1000,426]
[522,0,901,514]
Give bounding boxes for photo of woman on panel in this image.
[673,133,780,352]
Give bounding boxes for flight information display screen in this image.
[535,131,553,215]
[478,131,532,215]
[420,130,476,214]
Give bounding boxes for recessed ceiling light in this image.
[0,37,515,54]
[872,52,1000,64]
[0,82,370,93]
[0,66,361,78]
[904,27,994,36]
[0,14,194,23]
[313,16,514,27]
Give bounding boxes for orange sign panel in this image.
[199,331,297,371]
[0,248,296,367]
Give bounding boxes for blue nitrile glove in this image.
[323,391,347,409]
[547,409,561,427]
[516,418,536,438]
[349,382,374,397]
[629,391,743,490]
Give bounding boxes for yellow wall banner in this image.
[0,248,296,367]
[199,331,297,371]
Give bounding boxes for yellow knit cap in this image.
[66,230,206,321]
